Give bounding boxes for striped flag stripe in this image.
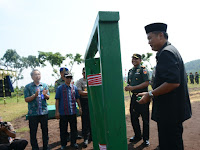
[87,73,102,86]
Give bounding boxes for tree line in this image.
[0,49,84,84]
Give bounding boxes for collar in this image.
[31,82,42,86]
[133,65,141,70]
[65,83,73,88]
[156,42,171,60]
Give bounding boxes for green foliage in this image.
[1,49,26,83]
[66,53,84,71]
[141,53,153,70]
[38,51,65,67]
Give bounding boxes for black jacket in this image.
[152,42,192,123]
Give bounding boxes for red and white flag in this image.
[99,144,107,150]
[87,73,102,86]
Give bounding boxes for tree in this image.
[141,53,153,70]
[1,49,25,83]
[38,51,84,79]
[38,51,65,67]
[66,53,83,72]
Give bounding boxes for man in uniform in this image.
[189,72,194,84]
[138,23,192,150]
[125,54,150,147]
[55,67,68,92]
[76,67,91,148]
[195,72,199,84]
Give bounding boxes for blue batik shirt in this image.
[24,82,50,116]
[55,84,80,115]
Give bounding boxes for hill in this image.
[185,59,200,73]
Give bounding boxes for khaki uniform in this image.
[54,78,65,92]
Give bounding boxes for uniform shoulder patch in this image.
[143,69,147,74]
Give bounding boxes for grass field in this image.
[0,92,56,122]
[0,83,199,122]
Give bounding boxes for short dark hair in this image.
[152,31,168,40]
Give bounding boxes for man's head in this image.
[82,67,86,79]
[64,70,73,85]
[31,69,41,83]
[60,67,68,78]
[145,23,168,51]
[132,54,142,67]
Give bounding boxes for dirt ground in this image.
[13,90,200,150]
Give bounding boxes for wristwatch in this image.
[148,91,154,98]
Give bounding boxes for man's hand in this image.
[42,88,48,95]
[55,111,60,119]
[0,125,7,132]
[42,88,49,99]
[125,85,134,91]
[35,89,39,97]
[137,92,151,104]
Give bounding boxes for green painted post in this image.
[85,11,127,150]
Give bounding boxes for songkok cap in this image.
[60,67,68,72]
[145,23,167,34]
[64,70,73,77]
[132,53,141,59]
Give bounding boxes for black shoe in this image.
[142,140,150,147]
[82,139,88,148]
[71,143,79,149]
[129,136,142,143]
[61,145,66,150]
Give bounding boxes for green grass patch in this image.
[16,127,29,133]
[0,84,199,123]
[0,92,56,122]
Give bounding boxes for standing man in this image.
[55,70,82,150]
[138,23,192,150]
[54,67,70,142]
[189,72,194,84]
[76,67,91,148]
[24,69,50,150]
[55,67,68,92]
[125,54,150,147]
[195,72,199,84]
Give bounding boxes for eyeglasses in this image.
[65,76,72,79]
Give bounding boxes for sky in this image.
[0,0,200,87]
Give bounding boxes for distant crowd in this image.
[187,72,199,84]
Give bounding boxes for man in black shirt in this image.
[138,23,192,150]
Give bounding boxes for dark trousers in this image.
[157,121,184,150]
[80,97,91,140]
[60,114,77,146]
[29,115,49,150]
[130,94,150,141]
[0,139,28,150]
